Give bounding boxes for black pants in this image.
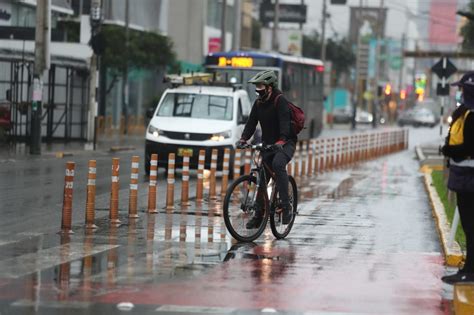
[256,141,295,212]
[458,192,474,272]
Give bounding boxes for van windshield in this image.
[157,93,233,121]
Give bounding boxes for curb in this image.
[454,284,474,315]
[422,169,463,267]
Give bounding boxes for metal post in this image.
[372,0,384,129]
[122,0,130,134]
[220,0,227,51]
[272,0,280,51]
[321,0,327,62]
[398,33,406,93]
[440,57,447,139]
[232,0,241,51]
[448,206,460,248]
[30,0,50,154]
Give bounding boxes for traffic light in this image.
[384,83,392,96]
[400,89,406,100]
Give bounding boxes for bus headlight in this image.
[210,130,232,142]
[148,125,160,138]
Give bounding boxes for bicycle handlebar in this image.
[237,143,277,151]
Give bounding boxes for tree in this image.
[302,31,355,79]
[460,1,474,51]
[100,25,177,95]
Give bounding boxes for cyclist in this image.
[236,70,297,228]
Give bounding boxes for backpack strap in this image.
[274,94,283,106]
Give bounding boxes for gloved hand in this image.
[441,145,451,157]
[235,139,247,149]
[274,140,286,151]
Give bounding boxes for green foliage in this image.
[302,31,355,78]
[431,170,466,250]
[101,25,176,74]
[461,1,474,51]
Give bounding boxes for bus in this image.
[204,51,325,139]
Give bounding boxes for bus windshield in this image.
[157,93,233,121]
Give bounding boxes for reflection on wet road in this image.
[0,128,451,314]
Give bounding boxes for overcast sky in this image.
[282,0,469,48]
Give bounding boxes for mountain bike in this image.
[223,143,298,242]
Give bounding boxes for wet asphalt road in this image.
[0,126,453,314]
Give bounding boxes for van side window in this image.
[241,93,251,115]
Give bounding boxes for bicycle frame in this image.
[248,149,279,212]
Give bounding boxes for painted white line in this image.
[155,305,235,314]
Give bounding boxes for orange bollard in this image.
[166,153,176,210]
[294,142,300,177]
[209,149,218,200]
[233,149,242,179]
[314,139,319,175]
[85,160,98,230]
[181,153,191,206]
[244,148,251,175]
[109,158,121,225]
[329,138,335,170]
[128,156,140,218]
[60,161,75,233]
[148,154,158,214]
[319,138,325,173]
[308,140,313,175]
[196,150,205,202]
[336,138,341,168]
[221,148,231,196]
[301,141,307,177]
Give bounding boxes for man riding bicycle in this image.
[236,70,297,229]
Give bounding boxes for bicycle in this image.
[223,143,298,242]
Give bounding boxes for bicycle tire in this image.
[223,175,269,242]
[270,175,298,239]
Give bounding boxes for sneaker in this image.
[282,205,293,225]
[246,215,263,229]
[441,270,474,285]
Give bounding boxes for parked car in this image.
[332,107,352,124]
[397,108,437,127]
[355,109,373,124]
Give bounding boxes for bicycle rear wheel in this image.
[223,175,269,242]
[270,175,297,239]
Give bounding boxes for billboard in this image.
[260,28,302,56]
[260,0,307,25]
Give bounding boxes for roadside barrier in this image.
[166,153,176,210]
[57,129,409,230]
[181,154,191,206]
[60,162,75,233]
[221,148,231,197]
[128,156,140,218]
[109,158,121,225]
[85,160,97,229]
[196,150,205,202]
[209,149,218,200]
[147,154,158,213]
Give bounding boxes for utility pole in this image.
[398,33,406,93]
[122,0,130,134]
[30,0,50,155]
[352,0,364,130]
[372,0,384,128]
[220,0,227,51]
[272,0,280,51]
[321,0,328,62]
[87,0,102,150]
[232,0,241,51]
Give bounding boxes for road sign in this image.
[431,57,457,79]
[260,0,307,24]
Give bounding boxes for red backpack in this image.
[275,94,305,135]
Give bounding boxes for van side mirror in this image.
[238,114,249,125]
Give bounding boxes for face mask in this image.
[456,91,463,103]
[256,88,267,98]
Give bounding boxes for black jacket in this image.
[241,89,296,144]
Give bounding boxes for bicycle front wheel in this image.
[223,175,269,242]
[270,175,297,239]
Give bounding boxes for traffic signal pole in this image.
[30,0,50,155]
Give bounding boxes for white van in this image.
[145,84,253,174]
